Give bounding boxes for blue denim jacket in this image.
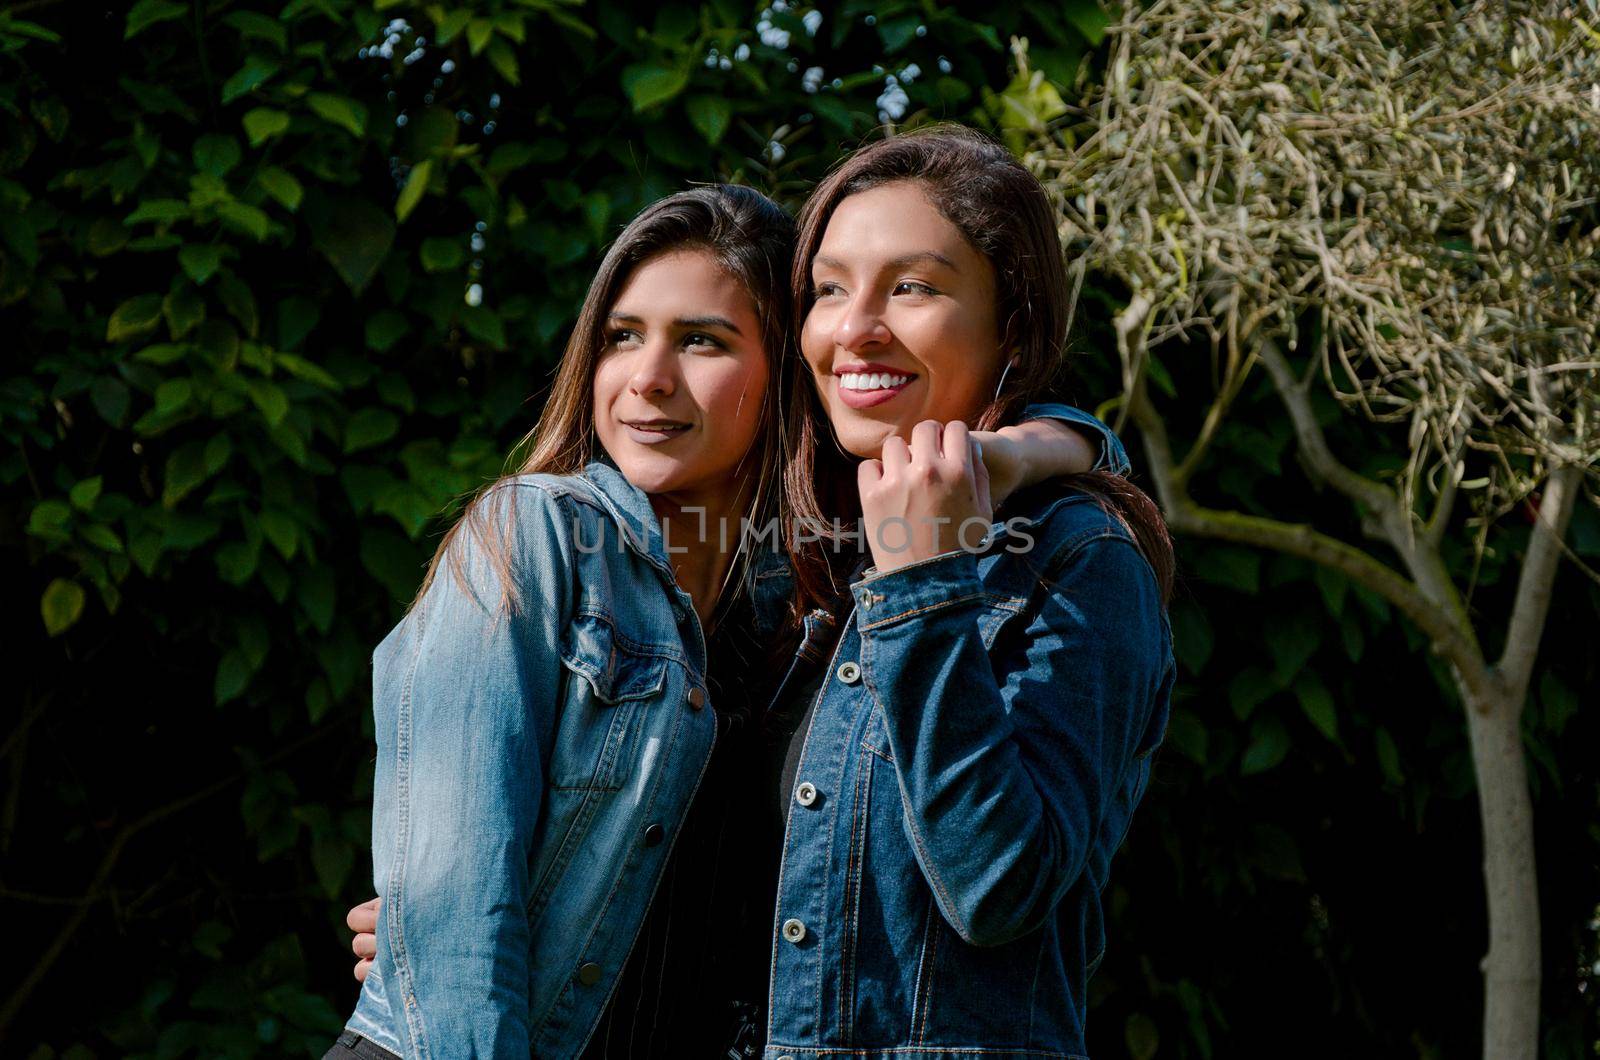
[344,403,1134,1058]
[346,464,720,1058]
[756,409,1174,1059]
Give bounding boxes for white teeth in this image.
[841,372,909,391]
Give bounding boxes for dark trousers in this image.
[322,1029,402,1060]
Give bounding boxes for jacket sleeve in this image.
[370,482,572,1058]
[851,525,1170,946]
[1017,401,1131,476]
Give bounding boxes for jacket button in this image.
[643,822,665,847]
[794,781,819,808]
[836,661,861,685]
[687,685,706,709]
[781,917,807,944]
[577,962,602,986]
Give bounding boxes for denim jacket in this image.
[757,410,1174,1059]
[344,403,1130,1059]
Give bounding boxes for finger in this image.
[857,457,884,490]
[970,437,993,514]
[352,932,377,960]
[355,958,372,983]
[347,896,380,933]
[880,434,910,474]
[942,420,971,469]
[910,419,943,463]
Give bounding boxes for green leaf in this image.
[154,378,193,415]
[220,55,282,105]
[1064,2,1112,46]
[1169,599,1213,674]
[1293,675,1340,743]
[1125,1013,1160,1060]
[107,294,165,342]
[247,379,289,426]
[125,199,189,226]
[1375,727,1404,785]
[217,201,272,242]
[42,579,86,636]
[1228,666,1278,721]
[163,441,212,507]
[1163,707,1208,765]
[215,648,251,704]
[125,0,186,40]
[685,95,731,144]
[316,198,395,293]
[275,353,341,390]
[1240,717,1291,775]
[306,93,367,137]
[487,38,520,85]
[312,834,356,897]
[621,64,689,112]
[259,508,298,559]
[1265,612,1319,684]
[299,573,336,633]
[92,377,132,425]
[29,499,73,539]
[467,17,494,54]
[395,159,433,223]
[419,236,463,272]
[193,134,242,177]
[433,9,472,43]
[460,306,507,349]
[242,107,290,147]
[164,283,206,338]
[365,310,409,352]
[344,408,400,453]
[178,244,226,285]
[69,476,103,511]
[257,166,304,212]
[81,523,125,553]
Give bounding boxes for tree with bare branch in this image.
[1026,1,1599,1055]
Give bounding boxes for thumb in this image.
[970,438,993,518]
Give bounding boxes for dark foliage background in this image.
[2,1,1595,1057]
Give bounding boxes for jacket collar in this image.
[576,455,682,583]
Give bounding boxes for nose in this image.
[833,292,891,352]
[627,337,677,398]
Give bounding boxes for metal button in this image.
[643,822,664,847]
[576,962,602,985]
[858,591,873,610]
[794,781,819,808]
[781,917,807,944]
[836,661,861,685]
[687,685,705,709]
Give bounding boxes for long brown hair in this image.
[412,184,796,616]
[782,125,1174,614]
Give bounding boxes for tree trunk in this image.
[1461,683,1541,1060]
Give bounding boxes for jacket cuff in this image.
[1018,401,1131,476]
[850,549,985,631]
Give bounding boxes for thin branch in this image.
[1165,499,1494,701]
[1495,463,1585,700]
[1257,337,1399,521]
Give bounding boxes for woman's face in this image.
[593,248,768,497]
[800,180,1004,459]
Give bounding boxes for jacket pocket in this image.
[551,612,672,790]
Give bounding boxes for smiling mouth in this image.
[623,420,691,435]
[838,371,915,392]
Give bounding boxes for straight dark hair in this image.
[781,125,1174,615]
[413,184,795,620]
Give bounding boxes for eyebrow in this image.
[607,311,744,336]
[813,250,959,273]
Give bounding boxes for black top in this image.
[580,604,791,1059]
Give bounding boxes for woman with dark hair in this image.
[756,125,1176,1057]
[328,176,1121,1060]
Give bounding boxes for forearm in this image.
[994,417,1099,483]
[852,551,1090,946]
